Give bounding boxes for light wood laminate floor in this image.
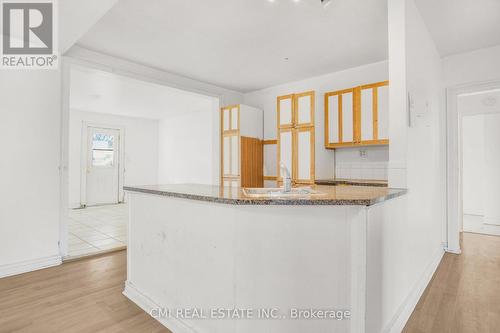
[404,232,500,333]
[1,233,498,333]
[0,251,169,333]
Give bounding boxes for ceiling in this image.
[75,0,500,93]
[70,66,214,119]
[76,0,389,93]
[415,0,500,57]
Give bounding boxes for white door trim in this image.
[80,122,125,207]
[446,79,500,254]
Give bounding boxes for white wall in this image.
[68,109,159,208]
[244,61,389,180]
[158,107,218,185]
[443,45,500,88]
[462,115,485,216]
[367,0,446,331]
[482,113,500,225]
[0,70,62,270]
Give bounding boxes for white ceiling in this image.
[70,66,214,119]
[76,0,389,93]
[415,0,500,57]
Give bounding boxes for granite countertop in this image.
[124,184,406,206]
[315,178,388,187]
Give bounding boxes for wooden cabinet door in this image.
[294,91,315,184]
[295,91,314,128]
[325,89,356,147]
[278,95,294,128]
[278,128,293,182]
[377,84,389,140]
[221,105,240,185]
[359,81,389,145]
[230,106,239,130]
[295,128,315,184]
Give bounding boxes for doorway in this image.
[462,112,500,236]
[83,125,123,207]
[447,82,500,253]
[60,60,221,260]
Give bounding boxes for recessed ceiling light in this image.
[321,0,332,7]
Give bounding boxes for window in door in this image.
[91,133,115,167]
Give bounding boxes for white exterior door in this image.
[86,127,120,206]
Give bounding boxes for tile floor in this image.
[67,204,128,258]
[463,214,500,237]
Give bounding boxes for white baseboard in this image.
[383,247,445,333]
[445,247,461,254]
[0,255,62,279]
[123,281,200,333]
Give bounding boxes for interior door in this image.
[86,127,120,206]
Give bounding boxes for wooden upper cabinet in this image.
[325,81,389,149]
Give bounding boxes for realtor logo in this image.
[1,0,58,69]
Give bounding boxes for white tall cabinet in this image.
[277,91,315,185]
[220,104,263,188]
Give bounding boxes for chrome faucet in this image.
[280,162,292,193]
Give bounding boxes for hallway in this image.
[404,233,500,333]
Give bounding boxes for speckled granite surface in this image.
[124,184,406,206]
[315,178,388,187]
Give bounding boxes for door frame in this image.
[80,122,125,207]
[59,54,224,258]
[446,79,500,254]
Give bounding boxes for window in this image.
[91,133,115,167]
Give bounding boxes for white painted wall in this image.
[368,1,446,332]
[462,115,485,216]
[68,109,159,208]
[483,113,500,225]
[0,70,62,270]
[244,61,389,180]
[443,45,500,88]
[158,107,218,185]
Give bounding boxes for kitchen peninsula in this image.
[123,184,406,333]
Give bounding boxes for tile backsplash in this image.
[335,162,388,180]
[334,146,389,180]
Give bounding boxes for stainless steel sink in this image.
[242,187,324,198]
